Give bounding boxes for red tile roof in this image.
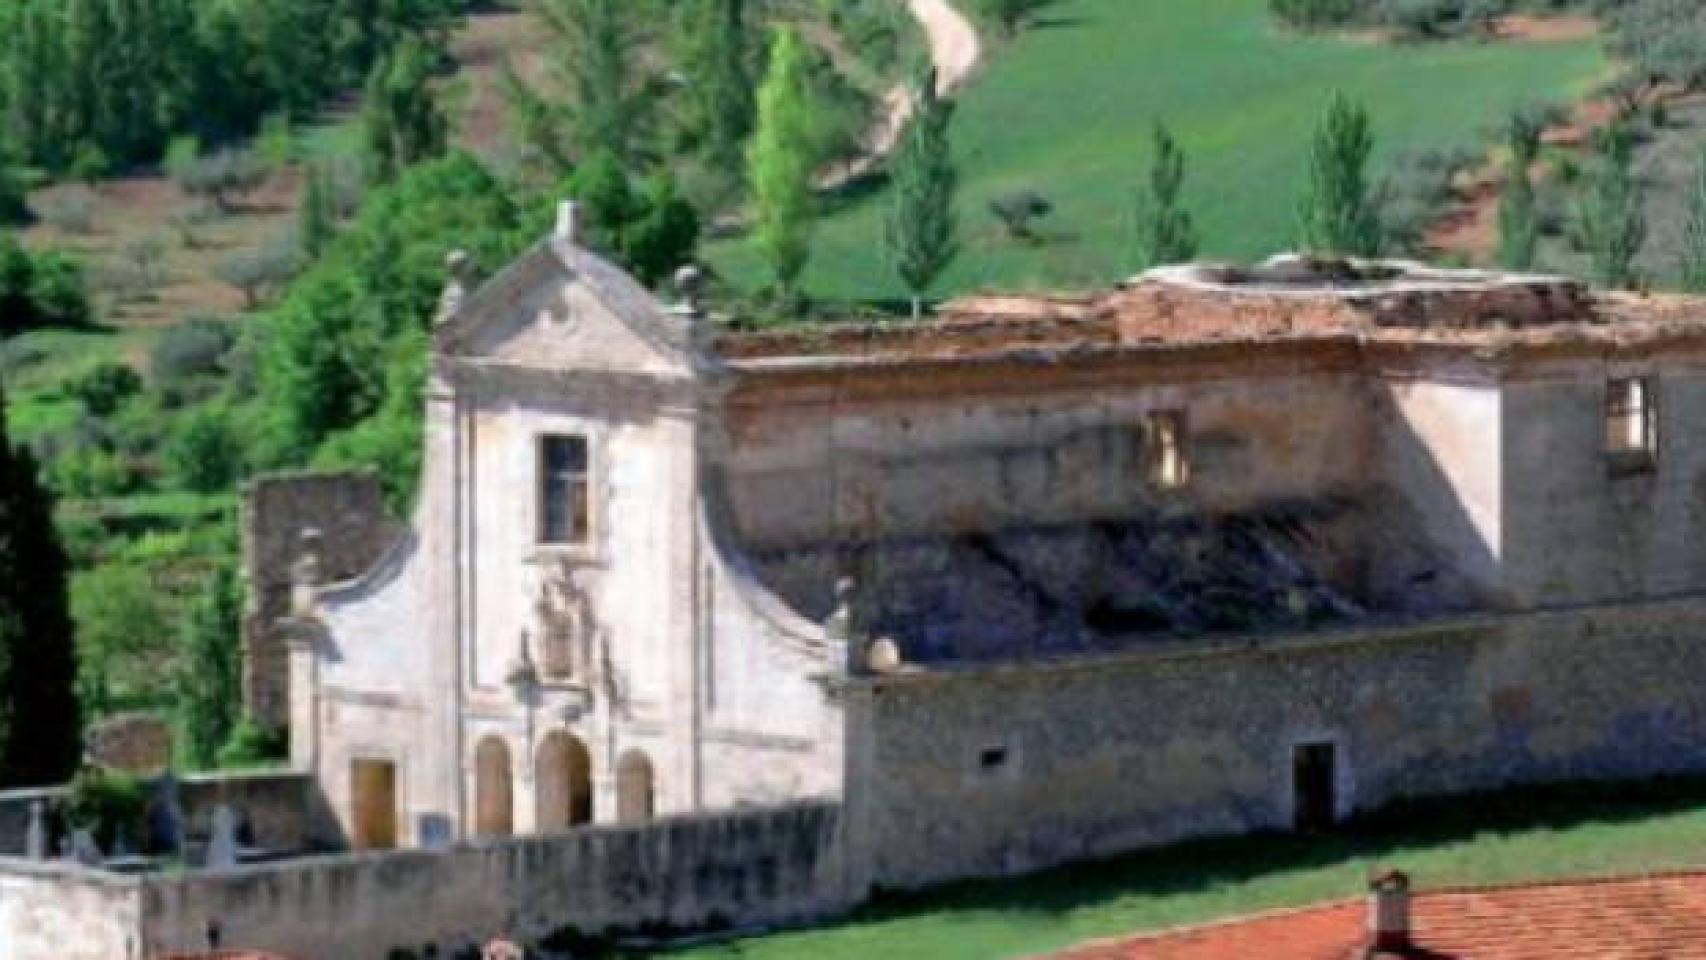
[1054,872,1706,960]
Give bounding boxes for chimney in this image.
[555,200,581,244]
[1368,869,1413,955]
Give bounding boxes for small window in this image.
[1605,377,1657,466]
[1145,411,1190,489]
[539,435,590,545]
[979,746,1008,771]
[1292,741,1337,833]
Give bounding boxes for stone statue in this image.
[70,828,102,867]
[24,800,47,860]
[536,562,588,682]
[206,804,239,869]
[289,528,325,619]
[436,249,474,325]
[146,771,185,856]
[825,576,861,644]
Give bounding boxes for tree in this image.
[503,0,655,172]
[677,0,754,199]
[979,0,1047,36]
[0,380,80,787]
[884,70,959,318]
[748,27,817,308]
[176,563,243,770]
[1497,112,1543,270]
[1134,122,1199,270]
[362,37,449,184]
[1298,94,1382,257]
[1680,148,1706,292]
[1573,123,1646,290]
[299,162,338,261]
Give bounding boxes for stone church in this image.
[247,206,1706,887]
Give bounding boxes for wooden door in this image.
[352,759,398,851]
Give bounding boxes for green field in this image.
[708,0,1609,301]
[663,781,1706,960]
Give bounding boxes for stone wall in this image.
[0,860,141,960]
[0,771,320,858]
[242,472,393,730]
[845,596,1706,890]
[136,803,846,960]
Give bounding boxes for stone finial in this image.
[25,800,47,860]
[206,804,239,869]
[289,528,326,619]
[825,576,859,644]
[866,637,903,675]
[1368,869,1413,954]
[436,249,474,325]
[674,264,707,319]
[555,200,581,244]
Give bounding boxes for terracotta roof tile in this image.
[1053,872,1706,960]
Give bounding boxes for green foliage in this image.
[1497,111,1544,270]
[748,28,818,306]
[1133,123,1198,270]
[1269,0,1360,28]
[1573,123,1646,289]
[976,0,1050,36]
[884,72,959,315]
[257,153,532,497]
[298,163,339,262]
[150,318,235,384]
[1298,93,1382,257]
[1376,147,1474,254]
[674,0,755,202]
[170,145,266,214]
[64,361,141,417]
[1680,148,1706,292]
[70,562,171,714]
[362,37,450,184]
[0,238,90,336]
[0,380,80,786]
[990,190,1052,240]
[61,765,145,849]
[1606,0,1706,91]
[505,0,656,172]
[176,563,242,770]
[0,0,464,175]
[164,405,244,494]
[217,715,288,770]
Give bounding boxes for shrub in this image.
[50,445,142,498]
[40,191,94,235]
[27,252,90,328]
[164,405,244,493]
[990,190,1053,240]
[217,717,287,770]
[1378,147,1476,253]
[1270,0,1361,29]
[60,765,147,853]
[64,362,142,417]
[151,318,236,382]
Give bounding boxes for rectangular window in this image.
[539,435,590,545]
[1605,377,1657,466]
[1145,411,1190,490]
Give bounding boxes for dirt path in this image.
[824,0,983,187]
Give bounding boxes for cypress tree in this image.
[1134,122,1199,269]
[884,69,959,319]
[298,162,337,262]
[176,563,242,770]
[1298,93,1382,257]
[0,380,80,787]
[1574,123,1645,290]
[362,37,448,184]
[682,0,754,188]
[748,27,817,309]
[1681,148,1706,293]
[506,0,649,171]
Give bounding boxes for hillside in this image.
[707,0,1610,301]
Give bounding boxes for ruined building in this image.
[243,213,1706,900]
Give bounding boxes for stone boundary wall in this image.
[0,771,319,857]
[846,596,1706,890]
[0,802,847,960]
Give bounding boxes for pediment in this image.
[436,241,695,378]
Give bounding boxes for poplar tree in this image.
[1134,122,1199,269]
[1574,123,1645,290]
[884,70,958,319]
[1497,115,1543,271]
[176,563,243,770]
[505,0,651,171]
[298,163,337,261]
[680,0,754,184]
[1298,94,1382,257]
[748,27,816,309]
[0,381,80,787]
[1682,148,1706,293]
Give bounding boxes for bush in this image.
[40,191,94,235]
[64,362,142,416]
[990,189,1053,240]
[60,765,147,854]
[151,317,236,382]
[50,445,142,499]
[217,717,287,770]
[1378,147,1476,253]
[164,405,244,493]
[0,239,90,335]
[1270,0,1362,29]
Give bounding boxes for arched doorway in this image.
[616,749,655,825]
[474,736,513,838]
[536,731,593,831]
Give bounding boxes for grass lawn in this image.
[664,780,1706,960]
[706,0,1609,302]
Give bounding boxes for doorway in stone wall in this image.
[351,758,398,851]
[475,736,515,838]
[536,731,594,831]
[1293,741,1337,832]
[616,749,656,824]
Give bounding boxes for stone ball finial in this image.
[866,637,903,675]
[555,200,581,244]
